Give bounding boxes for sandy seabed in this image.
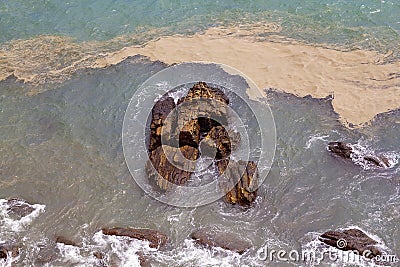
[1,23,400,127]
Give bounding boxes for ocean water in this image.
[0,1,399,267]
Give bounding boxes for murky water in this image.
[0,57,398,266]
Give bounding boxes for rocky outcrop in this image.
[145,82,259,206]
[148,96,176,152]
[146,145,199,190]
[319,228,383,259]
[102,228,168,249]
[217,159,258,206]
[0,243,19,260]
[328,142,390,168]
[190,227,252,254]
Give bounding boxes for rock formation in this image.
[5,198,35,218]
[328,141,390,168]
[146,145,199,190]
[319,228,383,259]
[148,96,176,152]
[217,159,258,206]
[102,227,168,249]
[0,243,19,260]
[145,82,259,206]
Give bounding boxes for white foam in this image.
[305,134,330,149]
[0,199,45,232]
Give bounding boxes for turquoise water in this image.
[1,0,399,54]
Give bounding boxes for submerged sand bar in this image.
[1,25,400,126]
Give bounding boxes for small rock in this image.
[319,228,383,259]
[102,228,168,249]
[328,142,352,159]
[5,198,35,218]
[93,251,104,260]
[191,227,252,254]
[0,243,19,260]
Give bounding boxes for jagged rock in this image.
[190,227,252,254]
[177,82,229,133]
[319,228,383,259]
[148,97,176,152]
[177,119,200,148]
[328,142,390,168]
[102,228,168,249]
[217,159,258,206]
[5,198,35,218]
[146,145,199,191]
[55,236,80,247]
[0,243,19,260]
[328,142,352,159]
[200,126,240,159]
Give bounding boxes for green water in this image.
[1,0,399,55]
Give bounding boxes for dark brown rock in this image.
[146,145,199,190]
[328,142,352,159]
[102,228,168,249]
[191,227,252,254]
[5,198,35,218]
[217,159,258,206]
[363,155,390,168]
[148,97,176,152]
[0,244,19,260]
[177,119,200,148]
[93,251,104,260]
[319,228,383,259]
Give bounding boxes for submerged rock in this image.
[328,142,390,168]
[0,243,19,260]
[190,227,252,254]
[146,145,199,191]
[55,236,80,247]
[102,228,168,249]
[363,155,390,168]
[5,198,35,218]
[217,159,258,206]
[319,228,383,259]
[328,142,352,159]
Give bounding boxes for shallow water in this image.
[0,1,399,266]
